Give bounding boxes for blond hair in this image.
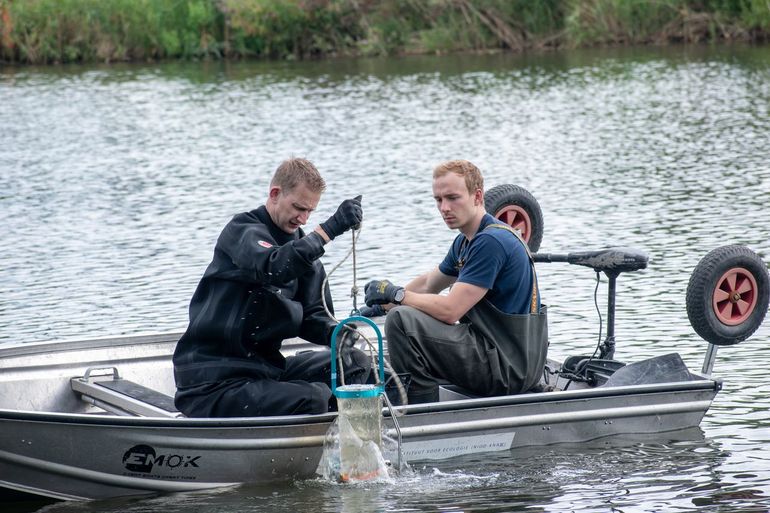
[433,160,484,195]
[270,157,326,193]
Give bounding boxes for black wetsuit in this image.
[173,205,368,417]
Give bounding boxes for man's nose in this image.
[297,211,310,224]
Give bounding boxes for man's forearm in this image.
[406,267,455,294]
[400,281,487,325]
[371,269,458,314]
[401,291,457,324]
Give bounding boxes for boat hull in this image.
[0,332,718,500]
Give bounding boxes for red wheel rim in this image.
[712,267,758,326]
[495,205,531,242]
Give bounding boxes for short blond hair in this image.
[271,157,326,193]
[433,160,484,195]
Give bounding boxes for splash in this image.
[316,390,404,483]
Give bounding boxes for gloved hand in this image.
[336,325,361,368]
[365,279,405,306]
[358,304,386,317]
[339,325,360,350]
[320,195,363,240]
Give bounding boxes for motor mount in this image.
[534,247,649,360]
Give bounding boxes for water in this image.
[2,44,770,511]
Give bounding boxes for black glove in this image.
[358,304,386,317]
[320,195,362,240]
[339,325,360,350]
[336,325,361,368]
[364,279,405,306]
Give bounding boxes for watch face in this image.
[395,289,405,303]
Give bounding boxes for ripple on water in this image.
[3,46,770,512]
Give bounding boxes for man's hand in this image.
[365,279,405,306]
[320,195,363,240]
[358,304,386,317]
[336,325,361,368]
[339,325,360,350]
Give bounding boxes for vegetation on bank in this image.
[1,0,769,64]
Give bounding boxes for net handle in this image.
[330,316,385,398]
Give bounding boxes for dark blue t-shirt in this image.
[439,214,538,314]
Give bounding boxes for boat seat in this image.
[71,367,183,418]
[438,384,479,401]
[438,380,554,401]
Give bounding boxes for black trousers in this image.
[175,348,371,417]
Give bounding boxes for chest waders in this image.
[461,224,548,394]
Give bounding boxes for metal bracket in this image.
[381,391,403,473]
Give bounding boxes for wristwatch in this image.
[393,288,405,304]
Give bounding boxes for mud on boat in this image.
[1,187,767,501]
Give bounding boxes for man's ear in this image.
[474,188,484,206]
[268,186,282,203]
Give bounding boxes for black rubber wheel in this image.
[484,184,544,252]
[686,245,769,345]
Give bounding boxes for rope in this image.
[320,223,408,407]
[350,229,359,315]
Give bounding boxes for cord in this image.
[561,271,604,390]
[320,224,408,407]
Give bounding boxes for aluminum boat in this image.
[1,242,767,501]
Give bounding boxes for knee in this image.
[385,306,416,361]
[306,382,333,414]
[384,305,410,334]
[384,307,405,349]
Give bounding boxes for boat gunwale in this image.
[0,331,185,359]
[0,378,719,427]
[0,330,720,431]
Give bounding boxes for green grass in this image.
[1,0,768,64]
[1,0,224,62]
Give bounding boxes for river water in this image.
[2,45,770,512]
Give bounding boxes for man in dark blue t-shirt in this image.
[364,160,547,404]
[438,213,535,315]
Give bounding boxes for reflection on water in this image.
[2,44,770,511]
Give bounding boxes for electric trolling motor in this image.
[534,247,649,360]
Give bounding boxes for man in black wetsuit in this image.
[173,157,369,417]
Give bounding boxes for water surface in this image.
[2,45,770,511]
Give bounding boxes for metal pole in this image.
[381,392,403,472]
[600,272,618,360]
[702,344,719,376]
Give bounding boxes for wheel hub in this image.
[494,205,531,242]
[713,267,758,326]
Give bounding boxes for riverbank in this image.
[1,0,769,64]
